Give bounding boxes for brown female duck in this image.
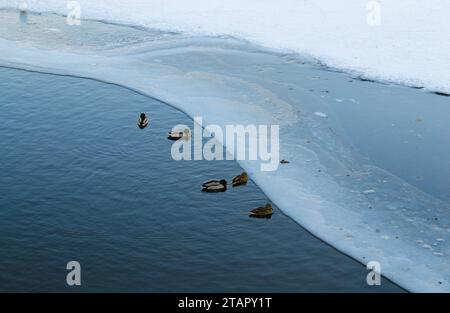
[232,172,248,187]
[249,203,273,218]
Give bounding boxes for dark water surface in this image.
[0,67,402,292]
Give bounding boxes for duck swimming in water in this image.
[201,179,227,193]
[232,172,248,187]
[249,203,273,218]
[137,113,149,129]
[168,129,190,141]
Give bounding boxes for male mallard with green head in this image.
[137,113,149,129]
[232,172,248,187]
[249,203,273,217]
[201,179,227,193]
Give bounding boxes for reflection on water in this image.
[0,67,402,292]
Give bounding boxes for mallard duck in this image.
[232,172,248,187]
[249,203,273,218]
[168,129,190,141]
[137,113,149,129]
[201,179,227,193]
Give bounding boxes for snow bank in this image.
[1,0,450,92]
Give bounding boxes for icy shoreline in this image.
[1,10,450,292]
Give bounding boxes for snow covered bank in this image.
[1,0,450,93]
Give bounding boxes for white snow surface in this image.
[1,0,450,92]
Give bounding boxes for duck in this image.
[137,113,149,129]
[249,203,273,218]
[168,129,190,141]
[201,179,227,193]
[232,172,248,187]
